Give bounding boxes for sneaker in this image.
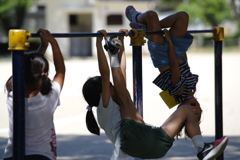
[125,6,147,34]
[197,136,228,160]
[125,5,141,23]
[129,22,147,31]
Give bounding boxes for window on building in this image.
[107,15,123,25]
[70,15,77,25]
[38,6,45,12]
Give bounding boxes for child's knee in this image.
[177,11,189,21]
[145,10,158,20]
[178,105,194,115]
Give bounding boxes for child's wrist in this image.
[49,39,57,45]
[42,43,48,48]
[168,41,173,46]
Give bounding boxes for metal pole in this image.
[132,46,143,160]
[215,40,223,160]
[30,32,134,38]
[8,29,30,160]
[29,29,215,38]
[212,27,224,160]
[129,29,146,160]
[12,50,25,160]
[146,29,215,35]
[133,46,143,116]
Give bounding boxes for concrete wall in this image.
[36,0,154,58]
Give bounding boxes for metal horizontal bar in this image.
[30,32,134,38]
[30,29,215,38]
[187,29,215,33]
[146,29,215,35]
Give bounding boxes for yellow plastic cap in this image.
[8,29,31,50]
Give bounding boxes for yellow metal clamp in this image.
[129,29,146,46]
[212,27,224,41]
[8,29,31,51]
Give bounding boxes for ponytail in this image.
[86,106,100,136]
[41,76,52,95]
[82,76,102,135]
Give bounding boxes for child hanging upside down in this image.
[126,5,199,106]
[125,5,228,160]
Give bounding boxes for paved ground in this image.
[0,51,240,159]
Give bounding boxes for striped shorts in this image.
[153,61,198,103]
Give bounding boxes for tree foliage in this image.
[160,0,233,27]
[176,0,233,26]
[0,0,33,35]
[229,0,240,37]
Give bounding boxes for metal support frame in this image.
[8,28,224,160]
[129,29,146,160]
[213,27,224,160]
[29,29,215,38]
[12,51,25,160]
[8,29,30,159]
[129,29,146,118]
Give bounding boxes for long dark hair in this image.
[82,76,102,135]
[5,52,52,95]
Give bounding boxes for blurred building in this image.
[24,0,158,58]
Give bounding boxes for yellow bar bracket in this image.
[212,27,224,41]
[129,29,146,46]
[8,29,31,51]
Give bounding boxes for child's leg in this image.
[111,67,144,124]
[125,6,147,31]
[160,11,189,37]
[126,7,189,42]
[134,11,189,37]
[137,11,189,40]
[162,105,228,159]
[161,105,201,139]
[126,6,164,45]
[161,105,205,153]
[136,10,164,45]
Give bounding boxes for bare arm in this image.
[164,29,184,95]
[38,29,66,90]
[96,30,111,107]
[117,29,129,84]
[37,35,48,54]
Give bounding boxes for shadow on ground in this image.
[0,135,239,160]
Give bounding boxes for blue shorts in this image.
[148,33,193,68]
